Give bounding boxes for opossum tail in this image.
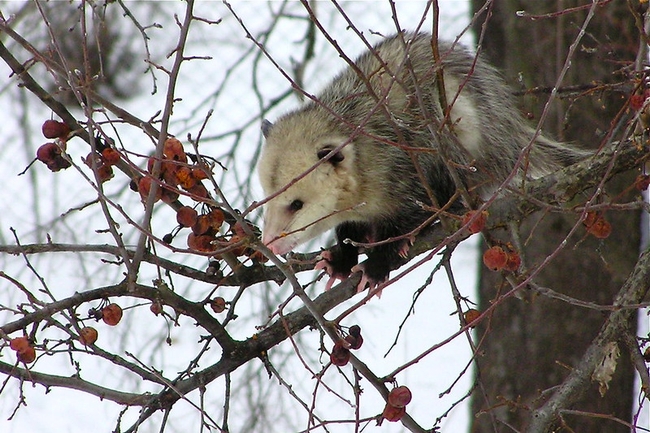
[527,128,591,178]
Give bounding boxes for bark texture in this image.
[469,1,642,432]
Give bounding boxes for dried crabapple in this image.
[330,341,351,366]
[630,93,646,111]
[79,326,98,346]
[387,386,412,408]
[463,309,481,327]
[102,303,123,326]
[161,186,180,204]
[207,208,225,230]
[147,156,157,173]
[129,179,139,192]
[345,325,363,350]
[16,345,36,364]
[176,166,197,189]
[163,137,187,162]
[50,156,72,171]
[186,182,209,200]
[82,151,113,182]
[461,210,488,234]
[147,158,178,189]
[101,148,121,165]
[9,336,30,352]
[209,297,227,313]
[36,142,71,172]
[9,336,36,364]
[232,220,253,237]
[634,174,650,191]
[583,211,612,239]
[583,211,598,228]
[192,214,212,235]
[160,160,180,186]
[587,218,612,239]
[504,250,521,272]
[150,301,163,316]
[96,164,114,183]
[37,142,60,163]
[226,235,248,257]
[644,347,650,363]
[345,334,363,350]
[42,119,70,139]
[381,403,406,422]
[206,261,221,276]
[192,166,210,180]
[138,177,162,202]
[177,206,199,228]
[482,246,508,271]
[187,232,215,252]
[82,151,102,168]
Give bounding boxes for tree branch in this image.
[527,247,650,432]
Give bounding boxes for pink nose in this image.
[262,233,280,254]
[262,233,274,248]
[267,242,282,255]
[262,233,292,255]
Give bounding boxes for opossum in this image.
[258,32,585,291]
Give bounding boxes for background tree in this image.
[0,2,648,433]
[470,1,647,432]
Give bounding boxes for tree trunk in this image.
[469,1,641,432]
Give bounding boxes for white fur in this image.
[258,113,363,254]
[444,76,482,158]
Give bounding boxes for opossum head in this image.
[258,111,364,255]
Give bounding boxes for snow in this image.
[0,2,484,433]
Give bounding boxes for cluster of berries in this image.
[35,119,267,265]
[137,137,209,204]
[82,145,121,183]
[37,119,123,183]
[88,302,123,326]
[381,386,413,422]
[78,303,124,346]
[9,336,36,364]
[174,204,264,262]
[482,244,521,272]
[7,303,122,362]
[133,138,263,262]
[36,120,72,171]
[329,325,363,367]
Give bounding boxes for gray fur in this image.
[258,32,587,284]
[311,32,581,195]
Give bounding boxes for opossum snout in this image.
[263,234,295,255]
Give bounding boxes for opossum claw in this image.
[351,264,385,297]
[398,238,413,259]
[315,251,351,291]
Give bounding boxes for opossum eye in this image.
[288,199,304,213]
[317,147,345,164]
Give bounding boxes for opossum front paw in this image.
[351,263,387,297]
[397,238,413,259]
[315,247,359,291]
[315,251,351,291]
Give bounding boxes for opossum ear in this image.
[317,146,345,164]
[261,120,273,138]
